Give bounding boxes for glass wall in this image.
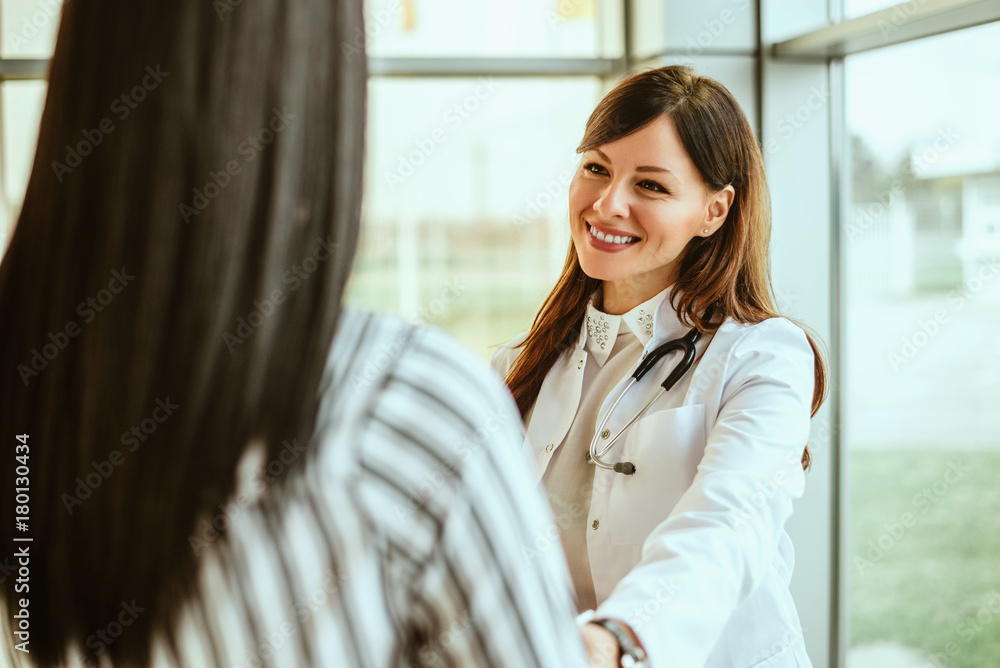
[0,0,54,250]
[843,21,1000,668]
[843,0,903,19]
[341,0,623,359]
[1,0,62,58]
[365,0,620,58]
[1,80,46,245]
[348,76,601,357]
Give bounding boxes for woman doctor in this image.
[492,66,827,668]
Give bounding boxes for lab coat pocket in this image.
[607,404,707,545]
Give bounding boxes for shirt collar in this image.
[585,304,620,367]
[623,287,670,344]
[584,287,671,366]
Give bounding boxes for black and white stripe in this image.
[146,310,590,667]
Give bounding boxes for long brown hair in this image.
[0,0,365,664]
[505,66,827,469]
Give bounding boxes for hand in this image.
[580,623,619,668]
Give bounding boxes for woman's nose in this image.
[593,179,629,219]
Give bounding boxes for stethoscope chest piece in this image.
[588,328,701,475]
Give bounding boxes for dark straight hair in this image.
[0,0,365,663]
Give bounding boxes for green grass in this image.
[850,450,1000,667]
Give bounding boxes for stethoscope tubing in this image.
[588,328,701,475]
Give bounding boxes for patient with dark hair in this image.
[0,1,589,666]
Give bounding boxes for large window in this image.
[346,0,762,361]
[364,0,619,58]
[342,0,627,358]
[843,21,1000,668]
[1,0,61,58]
[348,77,600,356]
[0,0,55,250]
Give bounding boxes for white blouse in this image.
[541,287,669,611]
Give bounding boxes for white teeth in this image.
[589,224,637,245]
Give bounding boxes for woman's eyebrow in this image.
[592,148,613,163]
[591,148,673,176]
[636,165,673,175]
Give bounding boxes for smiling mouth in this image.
[587,223,640,245]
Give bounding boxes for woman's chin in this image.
[577,260,619,284]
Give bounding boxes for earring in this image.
[703,228,710,234]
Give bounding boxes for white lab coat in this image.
[491,296,815,668]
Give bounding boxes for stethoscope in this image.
[588,328,701,475]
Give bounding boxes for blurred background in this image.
[1,1,998,666]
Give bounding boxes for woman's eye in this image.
[583,162,608,176]
[639,180,667,194]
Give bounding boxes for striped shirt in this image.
[140,310,591,667]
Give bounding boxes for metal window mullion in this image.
[368,56,618,77]
[0,58,49,80]
[827,54,847,668]
[773,0,1000,58]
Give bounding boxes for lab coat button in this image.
[545,443,554,453]
[591,519,599,530]
[600,429,610,439]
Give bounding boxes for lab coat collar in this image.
[649,284,693,347]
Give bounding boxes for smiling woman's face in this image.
[568,114,733,314]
